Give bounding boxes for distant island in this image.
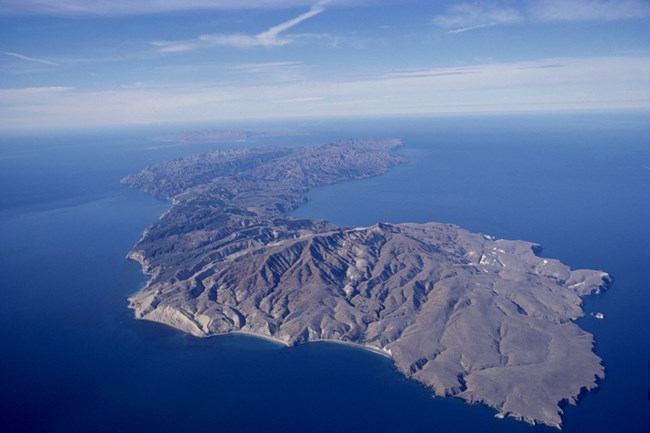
[122,139,610,429]
[150,128,309,145]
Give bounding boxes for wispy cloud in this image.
[230,61,304,72]
[0,0,323,16]
[257,4,326,45]
[2,51,59,66]
[379,68,478,79]
[229,61,308,83]
[434,0,650,33]
[2,56,648,130]
[150,41,198,54]
[276,96,325,103]
[433,3,521,34]
[152,4,325,52]
[0,86,73,101]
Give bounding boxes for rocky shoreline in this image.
[123,138,610,428]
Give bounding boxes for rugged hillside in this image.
[123,138,609,428]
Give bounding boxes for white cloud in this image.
[256,4,325,45]
[150,41,199,53]
[152,4,325,52]
[433,3,522,33]
[2,51,59,66]
[1,56,648,130]
[379,68,478,79]
[0,86,72,100]
[228,61,308,83]
[0,0,318,16]
[230,61,304,72]
[276,96,325,103]
[434,0,650,33]
[0,0,377,16]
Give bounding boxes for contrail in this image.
[256,4,326,43]
[2,51,59,66]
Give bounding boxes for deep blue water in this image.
[0,114,648,433]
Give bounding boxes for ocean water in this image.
[0,114,648,433]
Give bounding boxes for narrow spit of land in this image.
[123,138,610,429]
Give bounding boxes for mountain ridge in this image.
[123,138,609,429]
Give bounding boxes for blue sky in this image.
[1,0,649,130]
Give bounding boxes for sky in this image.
[0,0,649,130]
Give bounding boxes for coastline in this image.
[229,331,289,347]
[304,338,392,359]
[123,139,609,429]
[230,332,392,359]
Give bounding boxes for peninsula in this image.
[122,139,610,429]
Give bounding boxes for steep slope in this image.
[123,139,609,428]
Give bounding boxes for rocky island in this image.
[122,139,610,429]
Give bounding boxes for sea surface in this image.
[0,114,648,433]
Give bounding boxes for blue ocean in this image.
[0,114,648,433]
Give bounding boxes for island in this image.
[150,128,307,145]
[122,138,610,429]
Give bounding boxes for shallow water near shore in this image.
[1,114,648,432]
